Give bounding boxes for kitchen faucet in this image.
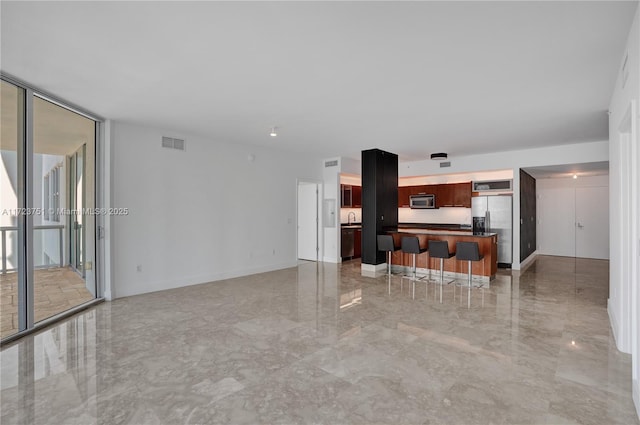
[348,211,356,225]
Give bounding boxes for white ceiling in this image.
[1,1,636,162]
[523,161,610,179]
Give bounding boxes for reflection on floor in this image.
[1,255,638,424]
[0,267,93,339]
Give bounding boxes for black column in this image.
[519,169,537,262]
[361,149,398,265]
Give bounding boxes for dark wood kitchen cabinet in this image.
[399,182,471,208]
[436,184,454,208]
[452,182,472,207]
[341,184,362,207]
[341,184,352,207]
[412,185,434,196]
[352,185,362,207]
[436,182,471,208]
[398,186,411,207]
[354,228,362,258]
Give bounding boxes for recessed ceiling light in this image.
[269,127,278,137]
[573,174,578,179]
[430,152,447,161]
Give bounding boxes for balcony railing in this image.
[1,225,65,274]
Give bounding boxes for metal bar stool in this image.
[378,234,400,295]
[377,234,400,275]
[455,241,485,288]
[428,240,456,285]
[401,236,428,299]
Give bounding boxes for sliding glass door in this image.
[0,77,99,340]
[0,80,26,339]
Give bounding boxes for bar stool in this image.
[401,236,428,299]
[428,240,456,285]
[377,234,399,276]
[456,242,484,288]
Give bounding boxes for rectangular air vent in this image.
[162,136,185,151]
[325,160,338,167]
[440,161,451,168]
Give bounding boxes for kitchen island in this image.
[386,228,498,283]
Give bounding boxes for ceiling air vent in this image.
[162,136,185,151]
[324,160,338,167]
[440,161,451,168]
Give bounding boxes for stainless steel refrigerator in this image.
[472,195,513,268]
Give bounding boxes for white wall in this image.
[399,207,471,225]
[537,175,609,258]
[400,169,513,186]
[608,6,640,417]
[111,122,323,298]
[322,158,341,263]
[400,140,609,269]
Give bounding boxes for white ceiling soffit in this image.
[523,161,610,179]
[1,1,637,160]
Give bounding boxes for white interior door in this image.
[297,182,318,261]
[575,186,609,259]
[538,187,576,257]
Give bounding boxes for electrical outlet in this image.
[85,262,92,270]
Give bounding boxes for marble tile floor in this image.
[0,267,94,339]
[1,255,638,424]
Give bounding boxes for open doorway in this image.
[525,162,610,260]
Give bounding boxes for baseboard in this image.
[323,256,340,263]
[607,298,633,353]
[115,260,298,298]
[633,379,640,421]
[518,250,538,272]
[361,263,386,272]
[608,298,620,342]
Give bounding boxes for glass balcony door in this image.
[1,77,99,341]
[0,80,26,339]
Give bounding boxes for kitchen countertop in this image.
[398,223,472,231]
[341,223,362,229]
[390,228,497,238]
[341,223,493,236]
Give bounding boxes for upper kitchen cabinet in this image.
[398,186,411,207]
[341,184,362,207]
[452,182,472,207]
[399,185,438,208]
[436,182,471,208]
[341,184,352,207]
[436,184,454,208]
[352,185,362,207]
[398,182,471,208]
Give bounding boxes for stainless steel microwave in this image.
[410,194,436,209]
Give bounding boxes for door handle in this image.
[576,222,584,229]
